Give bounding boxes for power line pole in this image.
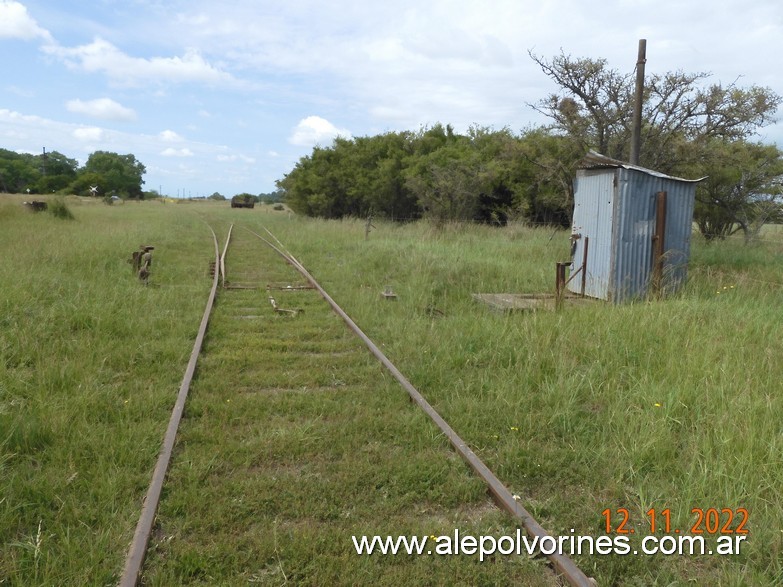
[629,39,646,165]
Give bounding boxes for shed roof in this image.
[578,151,705,183]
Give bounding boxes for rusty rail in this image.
[119,224,222,587]
[120,222,594,587]
[220,223,233,287]
[243,226,595,587]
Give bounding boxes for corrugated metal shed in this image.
[568,152,703,302]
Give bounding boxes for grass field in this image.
[2,194,783,585]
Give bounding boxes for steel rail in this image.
[119,224,223,587]
[220,223,233,287]
[242,226,595,587]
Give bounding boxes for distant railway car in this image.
[230,195,255,209]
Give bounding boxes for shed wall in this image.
[570,170,615,299]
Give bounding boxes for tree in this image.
[529,51,781,173]
[277,143,350,217]
[529,53,632,161]
[0,147,149,197]
[516,128,584,225]
[278,132,420,220]
[690,140,783,241]
[453,126,522,225]
[79,151,146,198]
[258,189,285,203]
[208,192,226,201]
[0,149,37,193]
[404,140,485,225]
[529,50,782,237]
[403,126,524,225]
[277,125,555,225]
[70,172,104,197]
[348,132,418,221]
[31,151,78,193]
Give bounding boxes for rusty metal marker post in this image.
[244,226,595,587]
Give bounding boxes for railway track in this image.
[119,221,594,586]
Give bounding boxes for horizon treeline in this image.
[0,148,150,199]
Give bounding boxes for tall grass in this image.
[47,198,74,220]
[141,225,550,586]
[254,214,783,585]
[3,196,782,585]
[0,195,213,584]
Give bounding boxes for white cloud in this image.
[0,1,53,42]
[159,130,184,142]
[2,0,782,199]
[73,127,104,141]
[216,153,256,163]
[161,147,194,157]
[0,108,40,124]
[66,98,136,121]
[42,37,234,87]
[7,85,35,98]
[288,116,350,147]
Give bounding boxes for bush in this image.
[49,198,75,220]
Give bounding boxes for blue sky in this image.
[1,0,782,198]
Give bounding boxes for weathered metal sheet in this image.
[570,169,615,299]
[568,152,699,302]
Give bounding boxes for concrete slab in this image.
[472,293,596,312]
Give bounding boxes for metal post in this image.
[556,262,567,309]
[580,236,589,297]
[630,39,646,165]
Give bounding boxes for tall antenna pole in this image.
[629,39,646,165]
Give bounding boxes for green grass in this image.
[255,214,783,585]
[141,224,552,586]
[2,196,783,585]
[1,195,213,585]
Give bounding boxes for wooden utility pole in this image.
[629,39,646,165]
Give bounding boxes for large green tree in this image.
[79,151,146,198]
[278,125,531,224]
[514,128,584,225]
[529,51,781,173]
[0,149,37,193]
[0,147,149,198]
[689,140,783,241]
[32,151,78,193]
[529,50,782,236]
[279,131,421,219]
[404,136,485,224]
[404,126,522,225]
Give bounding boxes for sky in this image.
[1,0,782,198]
